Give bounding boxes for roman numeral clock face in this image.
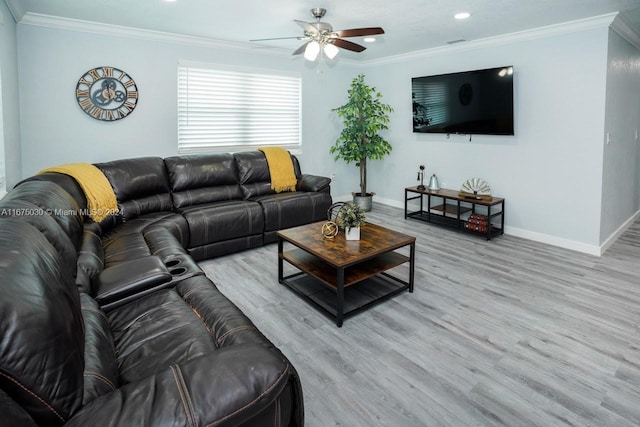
[75,66,138,121]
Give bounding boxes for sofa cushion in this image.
[0,388,39,427]
[100,212,184,268]
[143,216,191,258]
[164,153,243,208]
[0,219,84,427]
[102,231,151,268]
[252,192,333,232]
[179,200,264,247]
[103,211,181,239]
[188,235,263,261]
[107,275,272,384]
[80,294,119,406]
[95,157,173,221]
[63,345,301,427]
[234,151,302,199]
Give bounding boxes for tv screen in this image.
[412,66,514,135]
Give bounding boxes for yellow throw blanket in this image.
[258,147,297,193]
[39,163,118,222]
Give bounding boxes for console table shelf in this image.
[404,186,505,240]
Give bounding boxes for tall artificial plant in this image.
[330,74,393,197]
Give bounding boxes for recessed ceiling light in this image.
[363,37,376,43]
[454,12,470,20]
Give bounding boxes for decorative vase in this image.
[428,174,440,191]
[345,226,360,241]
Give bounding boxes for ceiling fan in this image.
[250,8,385,61]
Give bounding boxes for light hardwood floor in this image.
[199,204,640,426]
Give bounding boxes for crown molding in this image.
[3,0,23,23]
[363,12,619,67]
[611,12,640,50]
[18,12,364,65]
[18,12,295,58]
[18,10,632,66]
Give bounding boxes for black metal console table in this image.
[404,186,505,240]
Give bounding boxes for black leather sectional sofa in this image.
[0,151,332,426]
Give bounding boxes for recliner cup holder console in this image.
[169,266,187,276]
[165,259,182,268]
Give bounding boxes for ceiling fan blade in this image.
[330,38,366,53]
[292,41,310,56]
[250,36,304,42]
[335,27,385,38]
[294,20,318,34]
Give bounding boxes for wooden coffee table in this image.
[277,222,415,327]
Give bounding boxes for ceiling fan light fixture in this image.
[304,41,320,61]
[254,8,382,61]
[323,43,339,59]
[363,37,376,43]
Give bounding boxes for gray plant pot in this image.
[353,193,373,212]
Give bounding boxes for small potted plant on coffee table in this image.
[336,203,366,240]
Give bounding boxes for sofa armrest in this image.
[76,224,104,293]
[64,344,302,427]
[297,174,331,192]
[94,256,172,308]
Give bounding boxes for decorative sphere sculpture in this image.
[322,221,339,239]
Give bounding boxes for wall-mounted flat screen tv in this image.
[412,66,514,135]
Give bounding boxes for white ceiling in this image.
[5,0,640,60]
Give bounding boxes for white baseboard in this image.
[504,226,601,256]
[599,210,640,255]
[353,195,638,257]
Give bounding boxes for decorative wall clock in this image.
[75,66,138,121]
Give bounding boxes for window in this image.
[178,63,301,154]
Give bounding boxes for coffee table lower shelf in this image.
[279,247,413,327]
[280,272,409,325]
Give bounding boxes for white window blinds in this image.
[178,63,301,154]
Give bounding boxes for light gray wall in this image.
[0,2,21,188]
[16,17,636,254]
[357,27,610,252]
[16,23,356,181]
[600,29,640,243]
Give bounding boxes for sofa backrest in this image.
[95,157,173,221]
[0,219,85,426]
[18,172,88,213]
[3,180,84,252]
[164,153,243,208]
[0,198,79,276]
[233,151,302,199]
